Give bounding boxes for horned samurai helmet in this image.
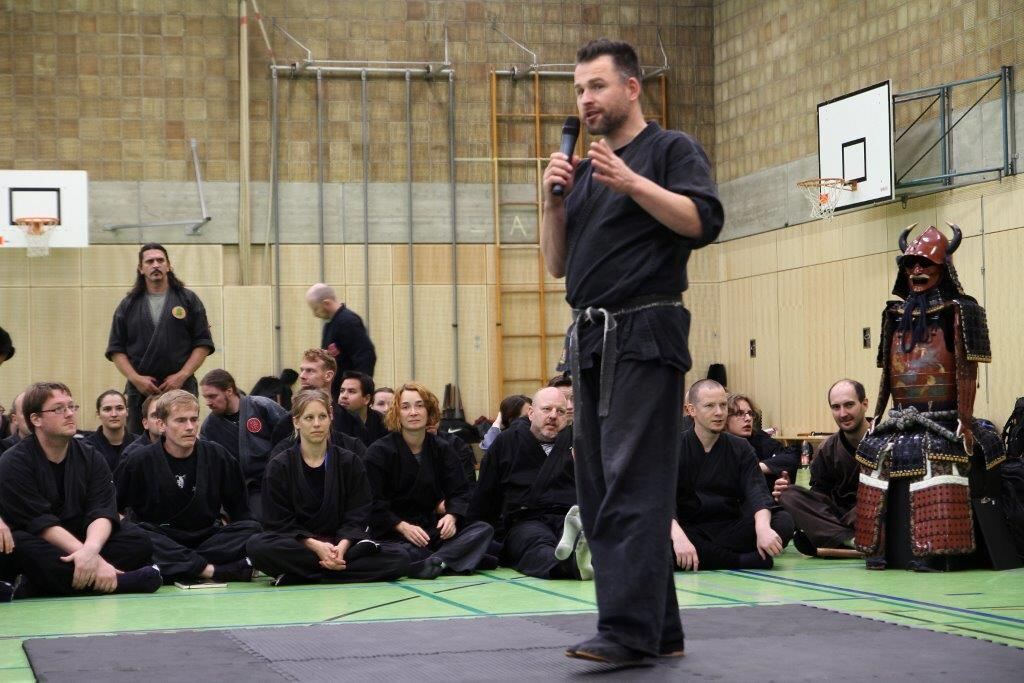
[892,223,966,300]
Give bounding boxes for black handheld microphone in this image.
[552,116,580,197]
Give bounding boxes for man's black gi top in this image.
[677,431,773,527]
[85,428,137,473]
[470,419,575,535]
[105,286,215,383]
[114,439,251,531]
[322,305,376,398]
[0,436,119,537]
[334,408,388,448]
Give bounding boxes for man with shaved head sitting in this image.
[470,387,590,580]
[671,379,793,571]
[305,283,376,402]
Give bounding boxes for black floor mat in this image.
[23,604,1024,682]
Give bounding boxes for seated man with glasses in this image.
[724,393,799,490]
[0,382,161,600]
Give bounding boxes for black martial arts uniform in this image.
[745,430,800,489]
[121,432,157,459]
[246,445,408,583]
[0,436,153,596]
[778,431,859,549]
[0,433,19,454]
[114,439,260,581]
[364,432,493,574]
[435,430,478,494]
[470,420,578,578]
[201,394,289,517]
[85,428,138,473]
[322,305,376,401]
[270,423,366,460]
[677,431,794,570]
[562,122,724,654]
[334,408,388,448]
[106,286,215,433]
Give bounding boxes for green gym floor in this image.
[2,557,1022,682]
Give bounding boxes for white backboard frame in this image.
[0,170,89,248]
[817,81,894,211]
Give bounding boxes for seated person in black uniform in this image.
[269,350,366,458]
[0,391,28,453]
[114,390,261,584]
[0,382,160,599]
[85,389,137,472]
[200,369,290,517]
[471,387,590,580]
[776,379,866,557]
[334,371,388,447]
[479,394,532,452]
[246,389,409,585]
[121,393,163,458]
[364,382,494,579]
[372,387,395,415]
[671,380,794,571]
[725,392,799,489]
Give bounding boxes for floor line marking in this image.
[475,571,597,608]
[322,596,421,622]
[729,570,1024,627]
[392,583,488,615]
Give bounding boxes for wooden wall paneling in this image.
[719,278,753,401]
[840,254,890,414]
[798,217,843,267]
[980,183,1024,234]
[777,264,846,432]
[500,247,540,285]
[950,236,988,418]
[839,205,889,259]
[456,245,487,285]
[0,287,32,402]
[776,222,807,271]
[220,286,274,397]
[688,242,721,283]
[344,285,397,391]
[0,249,30,286]
[935,196,983,238]
[545,337,564,384]
[29,287,83,410]
[392,244,450,284]
[188,286,223,405]
[389,282,413,390]
[747,273,781,426]
[456,284,491,421]
[81,245,139,287]
[721,231,777,281]
[981,228,1023,427]
[544,289,570,337]
[29,248,82,287]
[406,284,453,396]
[79,286,133,430]
[277,285,325,370]
[686,284,720,386]
[277,244,344,286]
[345,244,392,285]
[222,245,270,286]
[501,291,540,336]
[168,244,222,286]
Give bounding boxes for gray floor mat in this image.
[23,604,1024,682]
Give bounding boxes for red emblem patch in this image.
[246,417,263,434]
[326,343,341,357]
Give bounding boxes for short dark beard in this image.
[586,107,629,137]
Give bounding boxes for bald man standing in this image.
[305,284,376,402]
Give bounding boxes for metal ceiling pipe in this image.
[406,70,416,379]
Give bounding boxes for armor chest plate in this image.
[890,323,956,410]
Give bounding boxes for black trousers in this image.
[574,358,684,656]
[12,522,153,596]
[0,550,18,582]
[138,520,260,581]
[502,514,578,580]
[246,533,409,584]
[778,486,856,548]
[384,520,494,574]
[124,375,198,435]
[685,509,795,570]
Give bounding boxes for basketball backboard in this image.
[0,170,89,249]
[817,81,894,211]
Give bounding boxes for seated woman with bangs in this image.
[246,389,409,586]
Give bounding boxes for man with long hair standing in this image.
[106,244,215,434]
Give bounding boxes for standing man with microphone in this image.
[541,39,724,664]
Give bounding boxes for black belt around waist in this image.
[568,294,682,417]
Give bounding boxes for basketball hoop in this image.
[14,217,59,257]
[796,178,856,221]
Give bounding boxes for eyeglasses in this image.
[37,404,80,416]
[729,410,755,419]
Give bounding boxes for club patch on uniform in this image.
[326,342,340,357]
[246,417,263,434]
[171,306,187,320]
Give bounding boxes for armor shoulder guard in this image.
[953,298,992,363]
[876,301,902,368]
